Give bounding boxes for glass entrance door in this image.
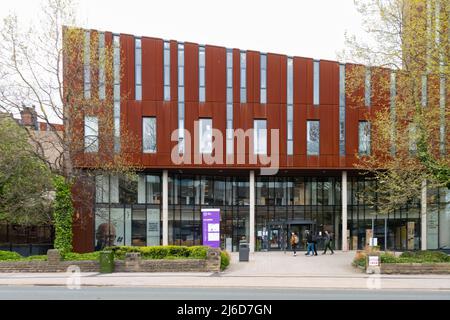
[268,224,286,250]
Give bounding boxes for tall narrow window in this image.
[113,35,121,153]
[358,121,371,155]
[135,38,142,101]
[178,43,185,154]
[365,67,371,107]
[199,46,206,102]
[98,32,105,100]
[440,76,446,155]
[260,53,267,104]
[409,123,417,155]
[307,120,320,155]
[287,57,293,155]
[143,117,157,153]
[240,51,247,103]
[313,60,320,105]
[164,41,170,101]
[84,31,91,99]
[226,49,233,154]
[254,120,267,155]
[421,75,427,107]
[199,118,212,154]
[390,72,396,155]
[84,116,98,153]
[339,64,346,155]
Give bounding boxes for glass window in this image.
[365,67,371,107]
[143,117,157,153]
[84,116,98,153]
[287,57,293,105]
[287,104,293,155]
[84,31,91,99]
[359,121,371,155]
[260,53,267,104]
[135,38,142,101]
[313,60,320,105]
[199,118,212,154]
[227,49,233,155]
[307,120,320,155]
[339,64,346,156]
[98,33,105,100]
[113,35,121,153]
[240,51,247,103]
[199,46,206,102]
[178,43,185,154]
[254,120,267,155]
[146,175,161,204]
[164,41,170,101]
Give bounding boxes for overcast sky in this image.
[2,0,365,62]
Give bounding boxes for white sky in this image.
[2,0,366,62]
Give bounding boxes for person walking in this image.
[305,230,314,256]
[290,232,299,256]
[322,230,335,255]
[312,231,319,256]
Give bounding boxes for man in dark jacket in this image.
[311,232,319,256]
[305,231,315,256]
[323,230,335,255]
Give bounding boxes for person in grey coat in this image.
[322,230,334,255]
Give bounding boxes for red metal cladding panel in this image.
[153,39,164,101]
[212,101,227,164]
[267,54,282,104]
[141,37,153,101]
[247,51,257,104]
[71,178,94,253]
[320,60,339,106]
[280,55,287,105]
[294,104,307,158]
[267,103,283,160]
[185,101,199,163]
[371,67,391,112]
[185,43,198,103]
[296,58,313,105]
[319,105,337,156]
[208,46,226,103]
[233,49,239,104]
[346,63,365,107]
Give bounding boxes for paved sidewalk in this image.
[0,251,449,290]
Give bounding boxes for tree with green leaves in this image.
[0,114,54,225]
[340,0,449,215]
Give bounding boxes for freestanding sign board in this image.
[202,209,220,248]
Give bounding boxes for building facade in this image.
[68,28,450,253]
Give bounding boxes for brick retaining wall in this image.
[0,248,221,273]
[381,263,450,274]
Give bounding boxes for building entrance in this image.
[264,220,316,251]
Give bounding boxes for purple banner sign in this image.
[202,209,220,248]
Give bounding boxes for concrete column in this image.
[162,170,169,246]
[342,171,348,251]
[249,170,255,253]
[421,179,427,251]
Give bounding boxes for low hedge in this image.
[63,252,101,261]
[106,246,210,260]
[0,251,47,261]
[353,250,450,268]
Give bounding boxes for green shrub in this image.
[399,251,450,263]
[352,251,367,268]
[220,251,231,271]
[189,246,209,259]
[380,252,398,263]
[0,250,23,261]
[53,176,73,255]
[23,255,47,261]
[63,252,100,261]
[106,246,210,260]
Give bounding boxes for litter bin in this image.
[239,240,249,262]
[99,251,115,273]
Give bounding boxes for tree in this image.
[340,0,449,214]
[0,114,54,225]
